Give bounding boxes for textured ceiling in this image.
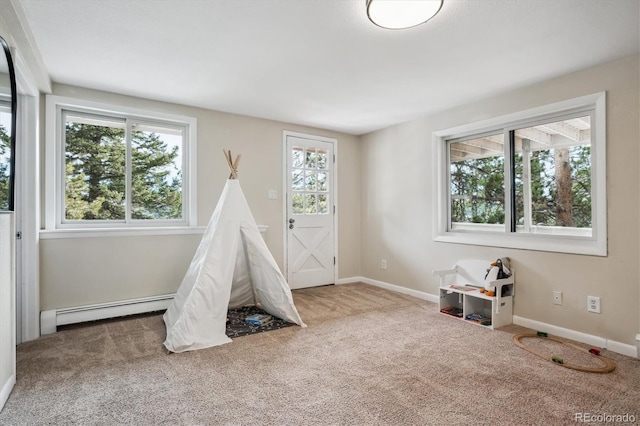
[16,0,640,135]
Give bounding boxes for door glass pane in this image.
[64,113,126,220]
[292,169,303,191]
[305,193,317,214]
[292,193,303,214]
[131,123,183,220]
[318,194,328,214]
[514,115,592,234]
[317,171,327,192]
[449,134,505,227]
[305,148,317,169]
[292,147,304,168]
[317,149,328,170]
[305,170,316,191]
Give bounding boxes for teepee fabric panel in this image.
[163,222,238,352]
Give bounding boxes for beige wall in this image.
[40,84,361,310]
[361,55,640,346]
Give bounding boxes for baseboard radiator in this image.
[40,293,175,335]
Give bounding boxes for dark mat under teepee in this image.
[225,306,295,338]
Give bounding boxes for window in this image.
[449,132,505,229]
[46,96,197,233]
[0,96,11,210]
[434,92,606,256]
[291,146,330,215]
[512,116,592,236]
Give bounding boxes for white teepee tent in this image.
[163,151,306,353]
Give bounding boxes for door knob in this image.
[289,218,295,224]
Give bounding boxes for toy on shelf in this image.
[484,257,512,293]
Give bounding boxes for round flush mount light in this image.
[366,0,443,30]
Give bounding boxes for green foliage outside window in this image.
[64,121,182,221]
[450,144,591,228]
[514,145,591,228]
[450,155,505,224]
[0,123,9,210]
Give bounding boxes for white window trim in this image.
[432,92,606,256]
[45,95,198,236]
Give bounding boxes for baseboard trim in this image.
[0,374,15,412]
[40,293,175,335]
[337,276,439,304]
[339,276,638,359]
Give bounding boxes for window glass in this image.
[63,112,188,224]
[513,115,591,235]
[318,194,328,214]
[64,113,126,221]
[131,123,183,220]
[317,171,327,192]
[290,146,330,216]
[449,134,505,227]
[292,169,303,191]
[305,193,317,214]
[305,170,316,191]
[292,193,304,214]
[292,147,304,168]
[0,103,11,210]
[317,149,328,170]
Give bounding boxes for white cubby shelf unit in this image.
[433,260,515,329]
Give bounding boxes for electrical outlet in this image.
[553,291,562,305]
[587,296,601,313]
[381,259,387,269]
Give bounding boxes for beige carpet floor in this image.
[1,283,639,425]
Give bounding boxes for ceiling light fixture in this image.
[366,0,443,30]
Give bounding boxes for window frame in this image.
[45,95,198,235]
[433,92,606,256]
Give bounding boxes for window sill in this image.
[434,230,605,257]
[40,225,269,239]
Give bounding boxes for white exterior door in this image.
[285,134,335,289]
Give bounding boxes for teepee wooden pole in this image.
[233,154,241,172]
[223,149,241,179]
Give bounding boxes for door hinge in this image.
[333,154,335,163]
[334,256,336,265]
[333,205,335,214]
